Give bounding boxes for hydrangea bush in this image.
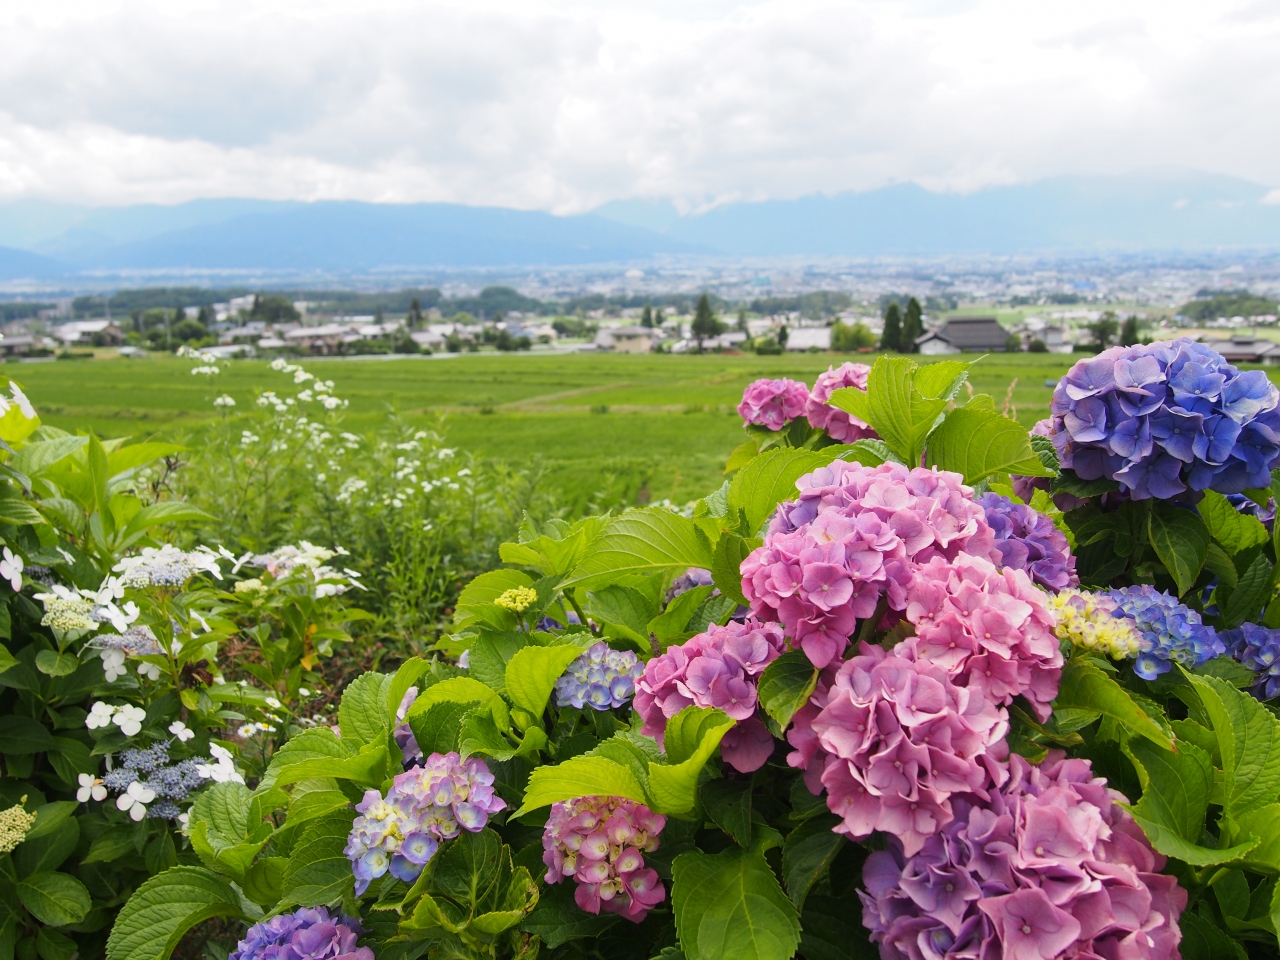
[108,346,1280,960]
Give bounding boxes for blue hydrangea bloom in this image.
[230,907,372,960]
[975,493,1077,591]
[553,642,643,710]
[1221,622,1280,700]
[1108,584,1225,679]
[1049,339,1280,499]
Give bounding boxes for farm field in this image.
[20,349,1260,508]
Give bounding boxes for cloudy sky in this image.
[0,0,1277,212]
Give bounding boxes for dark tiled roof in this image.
[921,316,1009,350]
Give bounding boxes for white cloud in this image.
[0,0,1278,210]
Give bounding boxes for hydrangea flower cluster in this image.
[860,752,1185,960]
[345,752,505,894]
[1048,338,1280,498]
[1046,589,1144,661]
[805,363,876,442]
[975,492,1078,591]
[666,567,715,603]
[495,586,539,612]
[737,378,811,431]
[742,461,994,668]
[1108,584,1225,680]
[634,619,787,772]
[33,584,97,632]
[554,642,644,710]
[787,643,1009,856]
[115,544,224,587]
[229,907,373,960]
[1222,622,1280,700]
[99,742,208,820]
[245,541,343,576]
[900,554,1063,720]
[542,796,667,922]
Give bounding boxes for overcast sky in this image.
[0,0,1277,212]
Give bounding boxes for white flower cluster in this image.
[0,382,37,420]
[86,701,148,736]
[214,395,236,407]
[114,544,226,588]
[190,366,220,377]
[177,345,219,364]
[196,744,244,784]
[34,582,138,635]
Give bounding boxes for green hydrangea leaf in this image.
[280,811,356,908]
[649,708,735,815]
[1147,503,1210,598]
[925,406,1053,483]
[1054,659,1174,750]
[515,755,648,817]
[1190,673,1280,819]
[781,815,845,911]
[338,671,392,747]
[757,651,818,731]
[1199,490,1270,555]
[106,866,241,960]
[505,643,587,716]
[563,510,714,590]
[727,448,834,535]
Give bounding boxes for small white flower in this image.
[298,687,311,698]
[9,383,36,419]
[168,720,195,742]
[100,649,127,682]
[237,723,257,738]
[0,547,23,592]
[116,781,155,821]
[86,701,117,730]
[456,468,472,477]
[113,704,147,736]
[136,662,161,682]
[213,394,236,407]
[265,697,282,709]
[77,774,107,803]
[178,811,190,829]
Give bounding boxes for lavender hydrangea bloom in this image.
[554,642,643,710]
[1048,339,1280,498]
[665,567,715,604]
[860,752,1186,960]
[1108,584,1225,680]
[229,907,372,960]
[344,752,505,894]
[1222,622,1280,699]
[975,493,1078,591]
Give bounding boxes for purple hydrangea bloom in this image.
[665,567,715,604]
[229,907,372,960]
[1108,584,1225,680]
[344,752,505,894]
[1048,339,1280,498]
[542,796,666,923]
[737,378,810,431]
[975,493,1078,592]
[1222,622,1280,700]
[554,642,644,710]
[859,752,1186,960]
[1225,493,1276,531]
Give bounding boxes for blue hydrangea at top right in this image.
[1221,622,1280,700]
[1048,338,1280,499]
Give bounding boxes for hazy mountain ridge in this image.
[0,172,1277,280]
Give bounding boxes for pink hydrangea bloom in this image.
[634,619,786,772]
[806,363,876,442]
[742,461,995,668]
[738,378,811,431]
[542,796,667,922]
[786,643,1008,857]
[860,752,1186,960]
[898,554,1063,720]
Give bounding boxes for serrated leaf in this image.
[280,812,355,907]
[504,644,586,716]
[516,755,648,817]
[798,895,877,960]
[829,438,893,467]
[701,779,754,847]
[1053,660,1174,750]
[499,517,601,578]
[259,727,356,789]
[709,533,757,608]
[649,585,715,647]
[1147,503,1209,598]
[190,781,253,845]
[563,510,714,590]
[650,708,735,815]
[434,828,504,909]
[521,880,620,945]
[387,657,431,727]
[757,652,818,730]
[271,741,389,789]
[672,842,800,960]
[584,585,658,646]
[925,406,1053,483]
[1179,912,1249,960]
[106,867,241,960]
[408,700,473,756]
[406,677,499,716]
[1221,554,1273,629]
[1190,673,1280,819]
[34,651,78,677]
[1200,490,1270,554]
[727,448,833,535]
[781,816,844,911]
[0,715,56,754]
[338,671,392,746]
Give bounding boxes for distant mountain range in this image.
[1,171,1279,281]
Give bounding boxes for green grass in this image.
[7,349,1191,509]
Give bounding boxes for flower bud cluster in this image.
[495,586,538,613]
[635,619,786,772]
[805,363,875,442]
[975,492,1078,591]
[737,378,811,431]
[554,642,643,710]
[0,800,35,853]
[542,796,667,922]
[860,752,1185,960]
[1221,622,1280,700]
[1108,584,1225,680]
[229,907,373,960]
[1046,589,1144,660]
[33,584,97,632]
[345,752,505,894]
[115,544,224,587]
[96,742,208,820]
[743,461,993,669]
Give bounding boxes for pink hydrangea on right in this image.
[805,362,876,442]
[542,796,667,922]
[737,378,810,431]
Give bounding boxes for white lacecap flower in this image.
[0,547,23,592]
[112,704,147,736]
[77,774,107,803]
[86,701,117,730]
[169,720,195,742]
[101,649,127,682]
[117,782,155,821]
[137,662,161,682]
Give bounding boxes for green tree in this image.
[881,303,902,352]
[1120,315,1144,346]
[691,294,719,352]
[1088,311,1120,350]
[831,321,876,352]
[641,304,653,328]
[251,295,301,323]
[408,298,424,330]
[778,324,789,348]
[737,308,749,333]
[654,307,666,327]
[902,298,924,352]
